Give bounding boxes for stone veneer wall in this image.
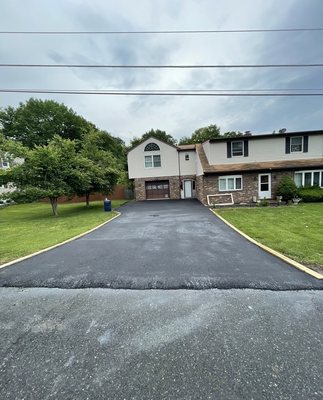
[195,175,205,204]
[134,170,295,204]
[201,170,294,205]
[134,176,181,200]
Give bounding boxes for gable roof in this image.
[127,135,178,153]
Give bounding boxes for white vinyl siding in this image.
[219,175,242,191]
[294,170,323,187]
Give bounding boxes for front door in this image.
[258,173,271,199]
[184,180,193,198]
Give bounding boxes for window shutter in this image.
[244,140,249,157]
[227,142,232,158]
[285,137,291,154]
[303,135,308,152]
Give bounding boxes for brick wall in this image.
[202,170,295,205]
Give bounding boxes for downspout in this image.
[177,150,182,199]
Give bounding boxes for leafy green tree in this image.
[78,130,120,207]
[8,136,92,216]
[179,124,221,144]
[0,98,94,148]
[129,129,177,149]
[222,131,244,138]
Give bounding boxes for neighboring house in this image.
[0,158,23,196]
[128,130,323,205]
[0,159,12,195]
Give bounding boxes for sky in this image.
[0,0,323,144]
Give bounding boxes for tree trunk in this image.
[85,192,90,208]
[49,197,58,217]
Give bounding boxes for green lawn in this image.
[0,200,127,264]
[216,203,323,270]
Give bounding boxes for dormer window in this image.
[144,143,160,151]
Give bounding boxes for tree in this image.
[8,136,92,216]
[179,124,221,144]
[0,98,94,148]
[129,129,177,149]
[222,131,244,138]
[78,130,120,207]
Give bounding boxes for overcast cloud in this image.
[0,0,322,143]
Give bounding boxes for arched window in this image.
[144,142,160,151]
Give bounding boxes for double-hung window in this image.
[290,136,303,152]
[231,141,244,156]
[219,175,243,191]
[145,155,161,168]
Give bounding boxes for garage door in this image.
[145,180,170,200]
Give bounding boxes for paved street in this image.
[0,288,322,400]
[1,201,322,399]
[0,200,322,290]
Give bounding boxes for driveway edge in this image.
[210,209,323,280]
[0,211,121,270]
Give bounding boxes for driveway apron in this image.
[0,200,322,290]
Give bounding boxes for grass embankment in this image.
[216,203,323,272]
[0,200,127,264]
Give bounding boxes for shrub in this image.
[298,186,323,202]
[258,198,269,207]
[276,176,298,202]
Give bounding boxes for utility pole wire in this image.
[1,89,323,96]
[1,63,323,69]
[1,28,323,35]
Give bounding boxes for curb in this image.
[210,208,323,280]
[0,211,121,270]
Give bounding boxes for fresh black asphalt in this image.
[0,200,322,290]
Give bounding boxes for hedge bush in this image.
[276,176,299,202]
[298,186,323,202]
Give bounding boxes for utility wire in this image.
[1,89,323,96]
[1,28,323,35]
[1,63,323,69]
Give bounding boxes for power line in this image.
[1,89,323,96]
[1,63,323,69]
[1,28,323,35]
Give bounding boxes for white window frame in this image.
[290,136,303,153]
[231,141,244,157]
[144,154,161,169]
[294,170,323,187]
[1,160,10,169]
[218,175,243,191]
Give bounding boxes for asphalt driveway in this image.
[0,200,322,290]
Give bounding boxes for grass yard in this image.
[216,203,323,272]
[0,200,127,264]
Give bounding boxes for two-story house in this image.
[127,130,323,205]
